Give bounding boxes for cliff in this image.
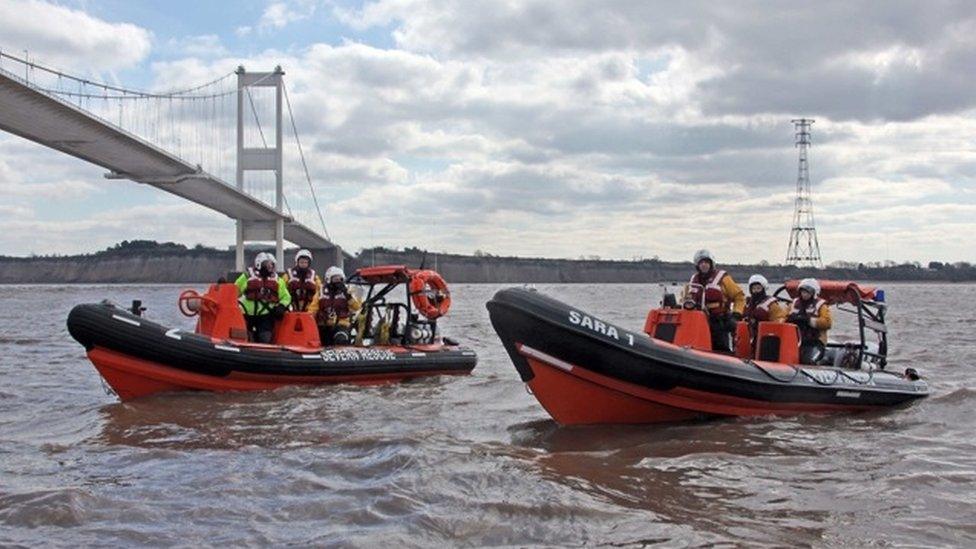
[1,241,974,283]
[347,249,976,284]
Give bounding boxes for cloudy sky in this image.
[0,0,974,264]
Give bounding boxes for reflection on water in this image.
[1,283,974,546]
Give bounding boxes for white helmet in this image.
[324,266,345,282]
[294,249,313,264]
[254,252,276,269]
[798,278,820,297]
[748,274,769,292]
[693,249,715,265]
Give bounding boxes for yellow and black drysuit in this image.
[683,268,746,352]
[316,282,362,346]
[283,267,322,314]
[788,297,833,364]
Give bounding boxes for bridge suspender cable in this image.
[283,81,331,242]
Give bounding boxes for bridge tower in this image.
[235,66,285,271]
[785,118,824,268]
[0,52,343,272]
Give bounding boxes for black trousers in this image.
[800,340,826,365]
[318,324,351,346]
[708,315,733,353]
[245,314,275,343]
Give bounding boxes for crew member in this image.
[283,249,321,314]
[743,274,787,352]
[787,278,833,364]
[235,252,291,343]
[682,249,746,352]
[317,266,361,346]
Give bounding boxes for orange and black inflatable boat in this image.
[68,265,476,401]
[486,284,927,425]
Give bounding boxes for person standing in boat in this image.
[283,249,321,314]
[317,266,361,346]
[787,278,833,364]
[682,249,746,352]
[235,252,291,343]
[743,274,787,352]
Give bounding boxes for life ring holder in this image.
[178,289,218,317]
[409,270,451,319]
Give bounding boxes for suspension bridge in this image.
[0,51,343,271]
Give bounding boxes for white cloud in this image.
[0,178,99,199]
[2,2,976,264]
[0,0,151,71]
[0,200,232,256]
[259,0,317,31]
[167,34,228,58]
[341,0,976,122]
[88,39,976,261]
[0,204,33,218]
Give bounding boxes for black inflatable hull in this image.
[68,302,477,400]
[486,288,928,425]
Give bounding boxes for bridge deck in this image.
[0,70,334,250]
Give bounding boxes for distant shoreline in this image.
[2,240,974,284]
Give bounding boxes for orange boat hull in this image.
[89,347,470,401]
[487,288,927,426]
[521,348,875,425]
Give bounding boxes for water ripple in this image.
[0,283,973,546]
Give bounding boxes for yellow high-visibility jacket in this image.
[234,270,292,316]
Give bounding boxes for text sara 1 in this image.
[568,310,635,346]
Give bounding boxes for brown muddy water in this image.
[0,283,973,547]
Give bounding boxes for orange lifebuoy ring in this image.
[178,289,217,317]
[409,270,451,319]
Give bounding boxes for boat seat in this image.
[643,309,712,351]
[195,283,248,341]
[755,322,800,364]
[273,312,322,348]
[733,321,751,358]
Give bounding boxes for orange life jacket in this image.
[287,267,317,311]
[244,268,280,303]
[317,289,350,323]
[790,297,826,317]
[791,297,827,341]
[687,269,728,317]
[745,295,777,323]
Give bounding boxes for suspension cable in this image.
[283,81,331,241]
[0,50,235,98]
[245,87,268,147]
